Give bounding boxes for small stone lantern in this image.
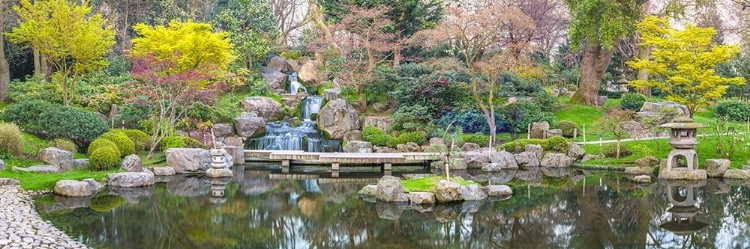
[660,117,704,172]
[617,76,629,93]
[206,149,233,178]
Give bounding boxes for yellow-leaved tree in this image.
[131,21,234,72]
[6,0,115,106]
[627,16,745,117]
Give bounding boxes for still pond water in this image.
[35,165,750,249]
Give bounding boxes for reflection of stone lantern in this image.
[207,149,233,178]
[617,76,629,93]
[659,117,707,179]
[209,177,231,205]
[660,183,708,235]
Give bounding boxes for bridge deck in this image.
[244,150,438,166]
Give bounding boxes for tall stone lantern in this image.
[206,149,233,178]
[659,117,707,179]
[617,76,629,93]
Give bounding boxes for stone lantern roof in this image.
[660,117,705,129]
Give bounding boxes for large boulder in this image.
[267,56,291,72]
[165,148,211,173]
[358,185,378,202]
[658,168,708,180]
[343,130,363,141]
[316,99,360,139]
[408,192,436,205]
[482,151,518,171]
[54,180,94,197]
[567,143,585,160]
[723,169,750,179]
[375,176,408,202]
[706,159,730,178]
[515,151,541,167]
[529,121,549,139]
[434,180,462,202]
[449,158,468,170]
[485,185,513,197]
[638,101,690,118]
[363,117,396,133]
[343,141,373,153]
[540,153,575,167]
[224,137,245,147]
[260,67,286,91]
[13,165,58,173]
[240,97,284,121]
[153,167,176,176]
[458,185,487,201]
[74,159,89,169]
[108,171,155,187]
[225,146,245,165]
[298,60,321,85]
[212,123,234,138]
[462,143,481,152]
[121,154,144,172]
[635,156,660,167]
[37,148,74,172]
[396,142,421,152]
[624,167,654,175]
[464,152,489,168]
[233,112,267,137]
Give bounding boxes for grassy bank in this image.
[0,169,120,190]
[402,176,479,192]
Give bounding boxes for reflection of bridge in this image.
[244,150,440,174]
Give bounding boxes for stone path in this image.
[0,185,88,249]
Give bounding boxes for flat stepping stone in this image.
[12,165,58,173]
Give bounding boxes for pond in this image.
[35,164,750,249]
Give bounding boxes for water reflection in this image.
[34,167,750,249]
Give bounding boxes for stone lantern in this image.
[209,177,231,204]
[617,76,629,93]
[659,183,708,235]
[658,117,707,179]
[206,149,233,178]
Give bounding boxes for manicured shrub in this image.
[159,136,206,151]
[620,93,647,111]
[556,121,579,138]
[88,139,118,155]
[461,133,490,147]
[2,100,108,148]
[51,139,77,153]
[386,131,426,147]
[112,129,152,151]
[542,136,570,153]
[363,126,389,146]
[498,137,571,153]
[715,100,750,122]
[602,143,632,158]
[89,146,122,171]
[0,123,24,158]
[99,132,135,157]
[498,139,545,153]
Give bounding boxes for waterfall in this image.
[245,120,341,152]
[289,73,307,94]
[300,96,323,121]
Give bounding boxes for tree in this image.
[0,0,13,101]
[565,0,643,105]
[270,0,310,46]
[131,21,234,72]
[6,0,115,106]
[213,0,279,69]
[413,3,536,144]
[594,109,636,158]
[627,16,746,117]
[129,21,234,158]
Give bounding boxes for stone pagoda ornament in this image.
[206,148,233,178]
[658,117,707,180]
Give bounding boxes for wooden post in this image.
[573,128,578,141]
[527,123,531,139]
[599,135,603,147]
[583,124,586,143]
[332,162,340,171]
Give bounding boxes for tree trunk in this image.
[0,15,9,101]
[34,50,41,75]
[637,46,650,96]
[616,140,621,159]
[571,42,615,105]
[393,46,402,67]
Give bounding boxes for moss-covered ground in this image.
[402,176,479,192]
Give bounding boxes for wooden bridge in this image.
[244,150,440,172]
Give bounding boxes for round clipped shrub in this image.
[88,138,118,155]
[4,101,109,148]
[620,93,647,111]
[363,126,389,146]
[99,132,135,157]
[602,143,632,158]
[715,100,750,122]
[159,136,206,151]
[51,138,77,153]
[386,131,426,147]
[461,133,490,146]
[89,146,122,171]
[0,122,24,157]
[112,129,152,151]
[556,121,579,138]
[541,136,570,153]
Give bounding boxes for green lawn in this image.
[580,134,750,169]
[402,176,479,192]
[0,168,120,190]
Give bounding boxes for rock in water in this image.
[483,151,518,171]
[434,180,462,202]
[485,185,513,196]
[705,159,730,178]
[165,148,211,173]
[153,167,176,176]
[408,192,436,204]
[375,176,408,202]
[54,180,94,197]
[108,172,155,187]
[540,153,575,167]
[240,97,284,121]
[316,99,361,139]
[358,185,378,202]
[458,185,487,200]
[37,148,74,172]
[121,154,144,172]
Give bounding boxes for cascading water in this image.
[300,96,323,121]
[289,73,307,94]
